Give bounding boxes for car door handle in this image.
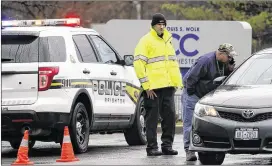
[83,69,90,74]
[110,71,117,76]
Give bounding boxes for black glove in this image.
[187,88,195,96]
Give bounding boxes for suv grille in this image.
[233,140,261,148]
[218,111,272,122]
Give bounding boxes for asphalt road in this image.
[2,133,272,165]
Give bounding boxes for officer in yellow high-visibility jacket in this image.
[133,13,183,156]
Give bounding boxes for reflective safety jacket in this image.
[133,28,183,90]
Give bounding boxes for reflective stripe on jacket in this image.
[133,28,183,90]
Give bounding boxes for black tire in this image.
[198,152,225,165]
[124,96,147,145]
[9,139,35,150]
[69,102,90,154]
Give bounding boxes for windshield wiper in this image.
[1,58,14,62]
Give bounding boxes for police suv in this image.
[1,18,146,153]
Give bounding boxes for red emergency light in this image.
[1,18,80,28]
[65,13,80,19]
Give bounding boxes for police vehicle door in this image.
[88,35,133,116]
[72,34,113,118]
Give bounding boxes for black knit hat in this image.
[151,13,166,26]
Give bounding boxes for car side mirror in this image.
[213,76,227,86]
[123,55,134,66]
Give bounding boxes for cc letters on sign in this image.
[167,26,200,66]
[172,33,199,57]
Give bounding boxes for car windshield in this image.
[225,53,272,85]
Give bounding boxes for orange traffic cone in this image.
[12,130,34,165]
[56,126,79,162]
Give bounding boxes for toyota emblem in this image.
[242,110,255,119]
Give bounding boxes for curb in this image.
[157,126,183,134]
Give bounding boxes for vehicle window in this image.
[74,43,83,62]
[89,35,118,63]
[225,54,272,85]
[39,36,67,62]
[2,35,67,63]
[2,35,39,63]
[72,35,98,63]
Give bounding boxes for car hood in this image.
[200,85,272,108]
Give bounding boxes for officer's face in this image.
[154,23,165,35]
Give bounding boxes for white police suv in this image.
[1,18,146,153]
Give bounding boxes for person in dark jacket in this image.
[182,43,237,161]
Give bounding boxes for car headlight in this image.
[194,103,219,117]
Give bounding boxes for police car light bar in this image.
[1,18,80,27]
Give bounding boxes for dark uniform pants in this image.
[143,87,176,151]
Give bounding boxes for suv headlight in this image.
[194,103,219,117]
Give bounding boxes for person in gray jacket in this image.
[182,43,237,161]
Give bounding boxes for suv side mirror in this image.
[213,76,227,86]
[123,55,134,66]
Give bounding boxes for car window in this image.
[74,41,83,63]
[225,53,272,85]
[89,35,118,63]
[2,35,39,63]
[72,35,98,63]
[2,35,66,63]
[39,36,67,62]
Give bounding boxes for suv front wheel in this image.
[124,96,147,145]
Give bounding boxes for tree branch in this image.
[20,1,36,19]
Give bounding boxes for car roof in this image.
[255,47,272,54]
[1,26,100,35]
[251,47,272,60]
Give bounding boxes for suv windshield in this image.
[225,53,272,85]
[2,35,67,63]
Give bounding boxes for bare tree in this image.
[1,1,173,27]
[2,1,62,19]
